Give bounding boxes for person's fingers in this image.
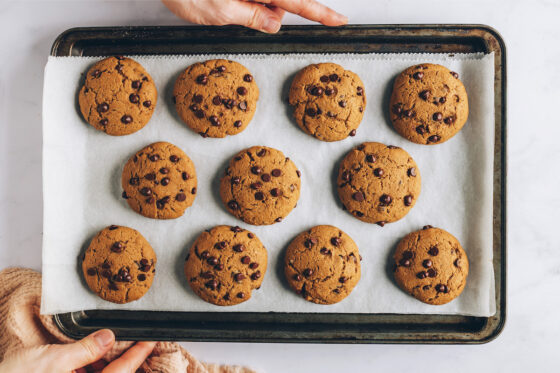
[48,329,115,370]
[102,341,156,373]
[265,4,287,21]
[266,0,347,26]
[227,1,283,33]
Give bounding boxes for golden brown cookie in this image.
[81,225,156,304]
[393,226,469,305]
[78,56,157,136]
[220,146,301,225]
[122,142,197,219]
[288,63,366,142]
[173,59,259,138]
[337,142,421,226]
[184,225,267,306]
[389,63,469,144]
[284,225,361,304]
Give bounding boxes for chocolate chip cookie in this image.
[184,225,267,306]
[288,63,366,142]
[78,56,157,136]
[81,225,156,304]
[173,59,259,138]
[284,225,361,304]
[337,142,421,226]
[393,226,469,305]
[219,146,301,225]
[122,142,197,219]
[390,63,469,144]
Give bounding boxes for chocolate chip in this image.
[379,194,392,205]
[108,225,118,230]
[129,177,139,185]
[338,100,347,108]
[439,97,446,104]
[403,109,413,118]
[325,88,334,96]
[182,172,189,180]
[294,274,303,281]
[271,169,282,177]
[230,176,240,185]
[416,125,427,135]
[417,271,428,279]
[387,145,398,149]
[196,74,208,84]
[234,120,242,128]
[303,268,313,277]
[87,267,97,276]
[320,247,330,255]
[192,94,203,104]
[451,71,459,79]
[304,238,317,248]
[393,105,402,115]
[399,259,411,267]
[194,109,205,118]
[320,75,329,82]
[329,73,339,82]
[161,177,170,186]
[341,171,351,182]
[145,196,155,204]
[250,182,262,190]
[349,129,357,137]
[206,280,218,290]
[201,271,214,279]
[115,64,123,72]
[365,154,376,163]
[140,187,152,196]
[149,154,159,162]
[227,200,239,210]
[311,86,323,96]
[413,71,424,80]
[296,170,301,178]
[234,273,246,282]
[404,195,413,206]
[143,101,152,108]
[101,269,112,278]
[423,225,433,230]
[259,173,271,183]
[207,256,218,266]
[354,211,364,217]
[217,65,226,73]
[247,232,254,239]
[251,271,261,280]
[231,226,243,233]
[99,118,108,127]
[339,276,347,283]
[144,173,155,181]
[137,274,146,281]
[373,168,384,177]
[331,237,342,246]
[433,112,443,121]
[352,192,365,202]
[444,116,455,124]
[215,264,224,271]
[249,262,259,269]
[306,108,316,117]
[419,90,430,100]
[97,103,109,113]
[428,246,439,256]
[200,251,210,260]
[254,191,264,200]
[422,259,432,268]
[408,167,417,177]
[428,135,441,143]
[454,258,462,267]
[357,86,363,96]
[402,251,413,260]
[237,87,247,96]
[251,166,262,175]
[175,193,186,202]
[131,80,141,89]
[211,95,221,105]
[275,217,283,223]
[209,115,220,126]
[257,149,267,157]
[191,187,197,194]
[243,74,253,82]
[237,292,245,298]
[91,69,101,78]
[238,101,247,111]
[270,188,282,197]
[427,268,437,278]
[111,242,124,253]
[241,256,251,264]
[435,284,448,293]
[233,244,245,252]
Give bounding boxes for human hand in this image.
[0,329,155,373]
[162,0,348,33]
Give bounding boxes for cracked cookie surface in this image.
[184,225,267,306]
[122,142,197,219]
[288,63,366,142]
[393,226,469,305]
[220,146,301,225]
[337,142,421,225]
[78,56,157,136]
[173,59,259,138]
[81,225,156,304]
[390,63,469,145]
[284,225,361,304]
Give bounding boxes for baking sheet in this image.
[41,53,495,316]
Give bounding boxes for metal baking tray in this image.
[51,24,506,344]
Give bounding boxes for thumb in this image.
[48,329,115,370]
[227,1,282,33]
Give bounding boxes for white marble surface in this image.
[0,0,558,371]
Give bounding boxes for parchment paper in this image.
[41,53,495,316]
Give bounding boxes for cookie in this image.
[81,225,156,304]
[122,142,197,219]
[284,225,361,304]
[173,59,259,138]
[78,56,157,136]
[220,146,301,225]
[337,142,421,226]
[288,63,366,142]
[390,63,469,144]
[393,226,469,305]
[184,225,267,306]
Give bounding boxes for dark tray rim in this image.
[49,24,507,344]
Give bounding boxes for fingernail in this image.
[93,329,114,348]
[263,18,281,33]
